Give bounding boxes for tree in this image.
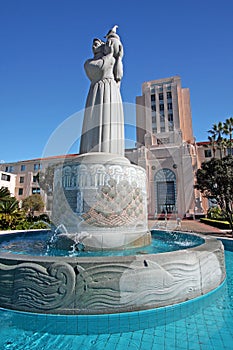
[0,187,11,201]
[22,194,45,214]
[0,188,48,230]
[0,196,20,227]
[208,118,233,159]
[207,135,217,157]
[208,122,224,159]
[195,156,233,233]
[223,117,233,155]
[0,189,22,229]
[0,197,19,215]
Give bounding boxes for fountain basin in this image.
[0,230,225,315]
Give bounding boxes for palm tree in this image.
[223,117,233,156]
[207,135,217,158]
[220,138,230,157]
[0,187,11,201]
[0,198,19,215]
[208,122,224,158]
[0,197,19,228]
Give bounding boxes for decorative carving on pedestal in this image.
[52,155,149,240]
[82,179,145,227]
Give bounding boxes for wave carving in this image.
[74,249,224,311]
[119,253,223,307]
[0,262,76,311]
[75,263,130,309]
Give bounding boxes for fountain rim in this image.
[0,229,217,263]
[0,229,225,316]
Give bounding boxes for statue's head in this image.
[92,38,105,56]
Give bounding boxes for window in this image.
[19,176,24,184]
[33,175,38,183]
[34,163,41,171]
[152,116,156,123]
[160,127,165,132]
[5,166,14,173]
[168,113,173,122]
[167,102,173,110]
[157,138,170,145]
[151,104,156,111]
[32,187,40,194]
[204,149,212,158]
[159,104,164,111]
[152,127,157,134]
[169,125,174,131]
[160,115,165,122]
[155,169,176,214]
[159,93,163,100]
[157,181,175,213]
[167,91,172,99]
[1,173,10,181]
[151,94,155,102]
[18,188,23,195]
[21,165,26,171]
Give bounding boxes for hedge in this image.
[200,218,230,229]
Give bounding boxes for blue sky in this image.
[1,0,232,162]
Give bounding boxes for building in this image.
[0,171,16,196]
[136,76,194,146]
[126,76,200,219]
[0,154,77,214]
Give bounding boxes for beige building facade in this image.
[0,155,76,214]
[128,76,200,219]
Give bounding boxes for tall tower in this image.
[134,76,197,219]
[136,76,194,147]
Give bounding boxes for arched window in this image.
[154,168,177,214]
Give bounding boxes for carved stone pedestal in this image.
[52,153,150,250]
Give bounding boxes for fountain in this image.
[0,26,226,327]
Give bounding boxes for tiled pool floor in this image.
[0,250,233,349]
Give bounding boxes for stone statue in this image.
[80,26,125,156]
[52,26,149,250]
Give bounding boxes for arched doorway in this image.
[154,168,177,215]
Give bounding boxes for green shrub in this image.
[207,207,223,219]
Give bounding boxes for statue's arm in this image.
[114,57,123,82]
[114,45,123,82]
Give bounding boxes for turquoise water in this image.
[0,230,204,256]
[0,240,232,349]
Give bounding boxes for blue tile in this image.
[97,321,109,334]
[66,316,78,335]
[153,336,165,346]
[77,318,88,334]
[222,337,233,348]
[56,319,68,334]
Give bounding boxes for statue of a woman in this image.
[80,29,124,156]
